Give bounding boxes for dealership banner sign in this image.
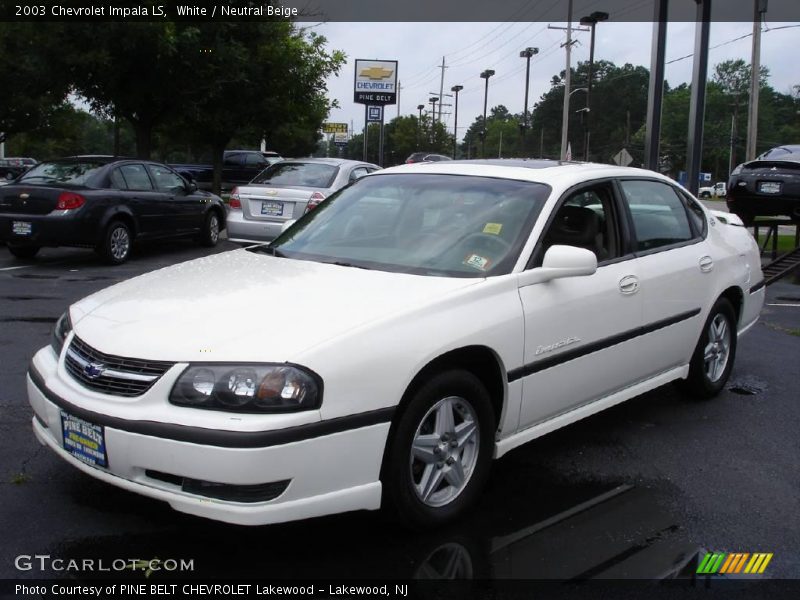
[354,60,398,105]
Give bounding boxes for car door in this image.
[516,181,644,430]
[146,163,200,234]
[116,164,168,237]
[616,178,711,377]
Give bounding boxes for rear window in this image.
[17,160,105,185]
[251,162,338,188]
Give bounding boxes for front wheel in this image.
[677,298,737,399]
[200,211,220,247]
[382,370,495,528]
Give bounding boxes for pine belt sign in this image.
[354,59,398,105]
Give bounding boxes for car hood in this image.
[70,249,482,362]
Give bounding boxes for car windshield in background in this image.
[17,160,105,185]
[251,162,338,188]
[265,173,550,277]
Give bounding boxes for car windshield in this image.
[251,162,338,188]
[261,173,550,277]
[16,160,105,185]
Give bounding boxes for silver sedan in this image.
[226,158,380,245]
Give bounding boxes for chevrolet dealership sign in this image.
[354,59,398,105]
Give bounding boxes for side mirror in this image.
[280,219,297,234]
[189,182,198,193]
[518,245,597,287]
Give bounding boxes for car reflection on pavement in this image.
[45,478,702,582]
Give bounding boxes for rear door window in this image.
[618,180,696,252]
[119,164,154,191]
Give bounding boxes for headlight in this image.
[731,163,743,176]
[51,311,72,357]
[169,364,322,413]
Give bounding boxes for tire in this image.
[677,298,737,399]
[7,244,40,259]
[97,220,132,265]
[382,370,495,528]
[200,211,220,247]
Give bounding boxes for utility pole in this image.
[437,57,448,123]
[746,0,768,161]
[451,85,463,159]
[686,0,712,197]
[549,0,589,161]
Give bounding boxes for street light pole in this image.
[451,85,463,159]
[429,97,439,143]
[417,104,425,149]
[579,11,609,161]
[519,47,539,153]
[480,69,495,158]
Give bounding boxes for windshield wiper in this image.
[250,245,286,257]
[327,261,371,270]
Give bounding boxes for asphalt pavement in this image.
[0,237,798,587]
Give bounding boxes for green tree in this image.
[0,24,71,144]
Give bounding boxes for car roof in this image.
[278,157,378,168]
[376,159,673,190]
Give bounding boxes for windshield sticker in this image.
[483,222,503,235]
[463,254,491,271]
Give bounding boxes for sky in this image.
[313,20,799,143]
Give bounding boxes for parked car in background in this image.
[727,144,800,225]
[698,182,726,199]
[226,158,379,245]
[27,160,763,527]
[0,157,36,184]
[0,156,226,263]
[171,150,280,191]
[406,152,453,164]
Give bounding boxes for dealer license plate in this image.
[61,411,108,467]
[12,221,32,236]
[261,201,284,216]
[758,181,782,194]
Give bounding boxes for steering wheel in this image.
[459,232,512,254]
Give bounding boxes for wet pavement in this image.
[1,240,798,586]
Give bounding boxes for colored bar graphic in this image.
[697,552,773,575]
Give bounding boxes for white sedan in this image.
[27,160,764,527]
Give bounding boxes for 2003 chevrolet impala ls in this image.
[27,160,764,527]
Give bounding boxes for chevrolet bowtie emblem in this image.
[19,193,30,199]
[359,67,393,80]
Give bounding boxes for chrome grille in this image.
[64,336,174,397]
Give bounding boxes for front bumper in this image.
[27,346,389,525]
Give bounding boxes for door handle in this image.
[619,275,639,295]
[699,255,714,273]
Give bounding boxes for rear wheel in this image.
[382,370,494,528]
[7,244,40,259]
[200,211,220,247]
[677,298,737,399]
[97,220,132,265]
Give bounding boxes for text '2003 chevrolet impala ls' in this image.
[27,160,764,527]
